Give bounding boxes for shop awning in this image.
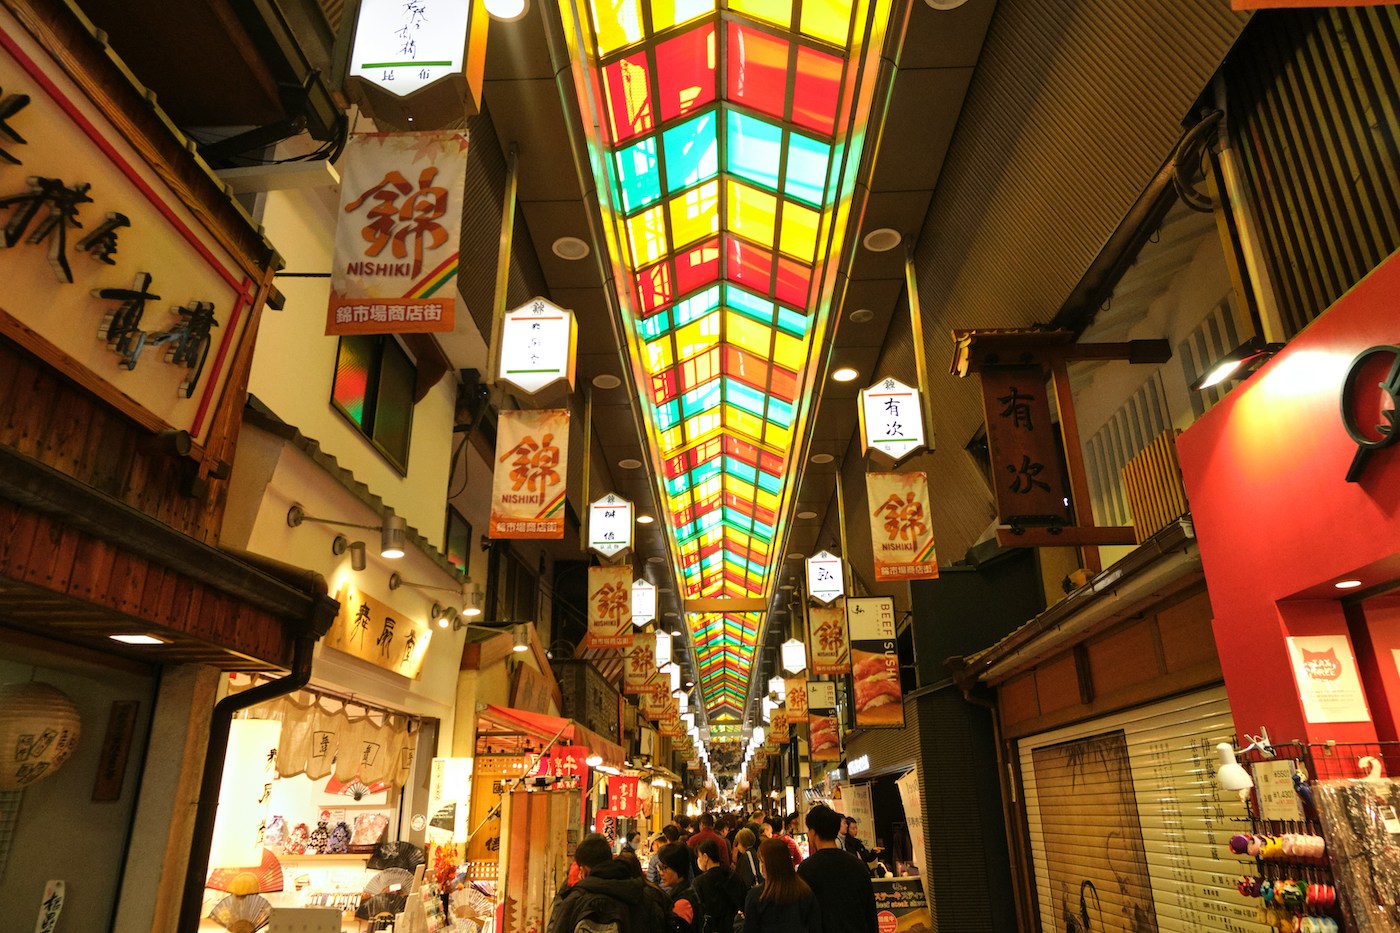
[478,704,626,771]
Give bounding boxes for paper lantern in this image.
[0,682,81,790]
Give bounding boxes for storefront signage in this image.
[631,579,657,626]
[807,601,850,675]
[640,678,669,720]
[866,472,939,581]
[858,376,926,463]
[785,676,809,718]
[1340,344,1400,482]
[605,774,639,816]
[587,564,634,649]
[499,297,577,395]
[978,366,1071,529]
[328,132,466,335]
[428,757,472,841]
[847,754,870,775]
[771,705,788,736]
[805,550,845,604]
[1252,759,1304,822]
[326,583,432,679]
[33,879,64,933]
[872,877,932,932]
[808,681,840,762]
[0,20,255,441]
[348,0,473,98]
[490,409,569,538]
[588,492,633,559]
[848,596,903,728]
[623,634,657,695]
[1286,635,1371,723]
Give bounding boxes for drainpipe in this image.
[178,555,338,932]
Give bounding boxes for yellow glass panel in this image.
[726,405,764,442]
[724,310,774,355]
[799,0,852,47]
[756,488,780,512]
[669,181,720,249]
[696,475,722,499]
[627,205,667,266]
[687,410,722,441]
[765,421,793,449]
[726,181,777,249]
[643,335,674,374]
[771,330,805,367]
[728,476,756,501]
[592,0,644,54]
[651,0,716,33]
[659,426,684,451]
[778,202,819,261]
[675,311,721,359]
[726,0,791,31]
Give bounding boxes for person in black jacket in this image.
[732,827,761,893]
[659,841,700,932]
[693,838,747,933]
[797,805,877,933]
[741,839,821,933]
[547,834,671,933]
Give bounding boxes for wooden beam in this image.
[995,526,1139,548]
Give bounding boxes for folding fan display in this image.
[209,893,273,933]
[365,868,415,895]
[367,839,425,871]
[355,891,408,921]
[450,885,495,933]
[206,849,284,894]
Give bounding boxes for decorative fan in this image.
[450,885,495,933]
[365,868,415,895]
[324,774,391,796]
[367,839,426,871]
[209,893,273,933]
[341,780,373,801]
[206,849,284,894]
[355,891,408,920]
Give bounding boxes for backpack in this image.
[567,891,631,933]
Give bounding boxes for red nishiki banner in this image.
[491,409,569,538]
[847,596,904,728]
[771,706,788,736]
[640,678,669,721]
[785,676,808,718]
[623,634,657,695]
[808,600,850,675]
[867,472,939,581]
[329,132,465,335]
[586,565,634,649]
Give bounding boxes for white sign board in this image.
[806,550,845,605]
[349,0,472,97]
[859,376,925,463]
[499,297,577,394]
[632,579,657,626]
[589,493,633,559]
[806,680,838,710]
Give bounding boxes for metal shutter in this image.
[1018,686,1266,933]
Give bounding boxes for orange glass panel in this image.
[791,46,842,135]
[726,22,789,123]
[655,24,717,122]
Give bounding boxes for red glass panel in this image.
[768,362,799,400]
[699,539,724,559]
[636,261,672,315]
[604,53,654,143]
[754,504,776,526]
[652,369,679,404]
[675,238,721,295]
[775,256,812,308]
[726,237,773,294]
[656,24,717,123]
[792,46,842,136]
[724,436,761,467]
[726,23,788,122]
[758,451,784,475]
[664,453,688,478]
[676,504,696,526]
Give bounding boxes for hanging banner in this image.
[659,705,684,738]
[805,550,845,604]
[771,706,789,737]
[858,376,926,463]
[490,409,569,538]
[589,493,633,560]
[631,579,657,626]
[326,583,432,679]
[808,600,851,675]
[895,769,929,903]
[866,472,939,581]
[587,565,634,649]
[498,297,578,395]
[328,132,465,335]
[640,679,669,721]
[808,681,841,762]
[848,596,904,728]
[605,774,640,816]
[623,634,657,695]
[977,366,1071,528]
[785,676,809,718]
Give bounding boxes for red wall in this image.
[1177,250,1400,746]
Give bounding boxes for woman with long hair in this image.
[740,839,821,933]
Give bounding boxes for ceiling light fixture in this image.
[1189,337,1286,392]
[618,458,644,470]
[849,308,875,323]
[796,510,817,520]
[288,503,406,559]
[831,367,860,382]
[862,228,902,252]
[1335,580,1363,589]
[810,453,834,464]
[637,514,655,524]
[591,373,622,389]
[111,634,166,645]
[551,235,590,260]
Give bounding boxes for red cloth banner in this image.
[605,775,640,817]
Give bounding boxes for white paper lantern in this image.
[0,682,81,790]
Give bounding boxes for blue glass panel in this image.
[614,137,662,213]
[784,131,830,207]
[766,396,794,426]
[726,378,767,417]
[662,112,719,193]
[723,456,757,484]
[638,310,672,340]
[674,285,722,326]
[775,306,808,336]
[726,111,783,192]
[657,399,681,429]
[681,381,723,416]
[725,285,776,323]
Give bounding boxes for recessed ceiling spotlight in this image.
[618,458,644,469]
[810,453,834,464]
[1335,579,1363,589]
[648,556,665,563]
[591,373,622,389]
[637,514,655,524]
[552,235,590,260]
[924,0,970,8]
[832,367,860,382]
[787,553,805,561]
[862,227,902,252]
[796,510,817,520]
[111,634,167,645]
[849,308,875,324]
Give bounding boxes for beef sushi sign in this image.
[847,596,903,728]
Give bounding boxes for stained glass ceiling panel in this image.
[564,0,888,716]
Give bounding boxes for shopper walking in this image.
[658,842,701,933]
[689,812,732,867]
[693,838,747,933]
[740,838,821,933]
[797,805,877,933]
[733,827,762,891]
[547,833,671,933]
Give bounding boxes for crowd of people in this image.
[547,805,882,933]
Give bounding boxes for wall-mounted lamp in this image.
[1190,337,1286,391]
[331,535,367,572]
[288,503,406,559]
[464,583,484,617]
[1215,743,1254,801]
[512,623,530,653]
[585,754,604,767]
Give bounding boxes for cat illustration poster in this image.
[1286,635,1371,723]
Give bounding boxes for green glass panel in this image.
[725,378,767,418]
[726,111,783,192]
[784,132,830,207]
[674,285,723,326]
[638,310,672,340]
[726,285,776,324]
[662,112,719,193]
[614,137,662,213]
[775,306,808,337]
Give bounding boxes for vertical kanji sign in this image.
[808,600,851,675]
[587,565,634,648]
[866,472,939,581]
[589,493,633,560]
[978,366,1070,527]
[499,297,577,395]
[606,774,640,816]
[329,132,466,335]
[490,409,569,538]
[806,551,845,604]
[858,376,926,464]
[623,634,657,694]
[785,676,809,718]
[847,596,904,728]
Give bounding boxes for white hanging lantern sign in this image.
[858,376,926,464]
[781,637,808,674]
[655,630,673,667]
[498,297,578,395]
[631,579,657,627]
[806,550,845,605]
[768,675,786,700]
[588,493,633,560]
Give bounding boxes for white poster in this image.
[894,769,929,906]
[1286,635,1371,724]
